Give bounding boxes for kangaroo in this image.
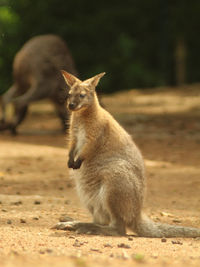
[0,34,78,134]
[53,70,200,237]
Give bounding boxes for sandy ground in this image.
[0,84,200,267]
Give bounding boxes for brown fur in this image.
[53,71,200,237]
[0,34,77,134]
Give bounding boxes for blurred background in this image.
[0,2,200,264]
[0,0,200,94]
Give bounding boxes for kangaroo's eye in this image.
[80,93,86,98]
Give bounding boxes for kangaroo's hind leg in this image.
[0,85,17,124]
[8,103,28,135]
[52,201,126,236]
[0,85,26,134]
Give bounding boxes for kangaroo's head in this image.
[61,70,105,111]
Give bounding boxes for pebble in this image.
[39,248,53,254]
[34,200,41,205]
[128,237,133,241]
[161,238,167,243]
[73,240,82,247]
[59,215,74,222]
[58,187,64,191]
[103,243,113,248]
[90,248,102,253]
[66,183,72,188]
[11,201,22,206]
[117,243,131,249]
[7,219,12,224]
[46,249,53,254]
[33,217,39,220]
[20,218,26,223]
[172,219,182,223]
[171,240,183,245]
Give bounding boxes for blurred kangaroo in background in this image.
[0,34,78,134]
[53,70,200,237]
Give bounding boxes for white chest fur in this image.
[74,125,86,159]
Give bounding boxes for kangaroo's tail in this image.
[134,213,200,238]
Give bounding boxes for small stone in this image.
[7,219,12,224]
[66,182,72,188]
[20,218,26,223]
[33,217,39,220]
[46,249,53,254]
[34,200,41,205]
[58,187,64,191]
[2,209,7,212]
[151,253,158,259]
[117,243,131,249]
[128,237,133,241]
[10,250,19,255]
[59,215,74,222]
[171,240,183,245]
[103,243,113,248]
[160,211,174,217]
[172,219,182,223]
[161,238,167,243]
[90,248,102,253]
[73,240,81,247]
[11,201,22,206]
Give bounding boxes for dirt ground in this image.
[0,84,200,267]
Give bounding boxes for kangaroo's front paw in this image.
[68,158,75,168]
[72,158,83,169]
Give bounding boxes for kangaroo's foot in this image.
[0,121,17,135]
[51,216,74,230]
[52,220,125,236]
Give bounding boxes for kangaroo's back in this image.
[13,34,77,96]
[0,34,78,134]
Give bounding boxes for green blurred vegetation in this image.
[0,0,200,94]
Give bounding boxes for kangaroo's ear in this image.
[61,70,81,87]
[82,72,106,89]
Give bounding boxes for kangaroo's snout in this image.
[68,103,77,110]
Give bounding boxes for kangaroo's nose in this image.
[68,103,76,110]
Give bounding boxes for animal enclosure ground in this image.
[0,84,200,267]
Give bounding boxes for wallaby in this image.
[0,34,78,134]
[53,70,200,237]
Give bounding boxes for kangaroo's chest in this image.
[75,125,86,155]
